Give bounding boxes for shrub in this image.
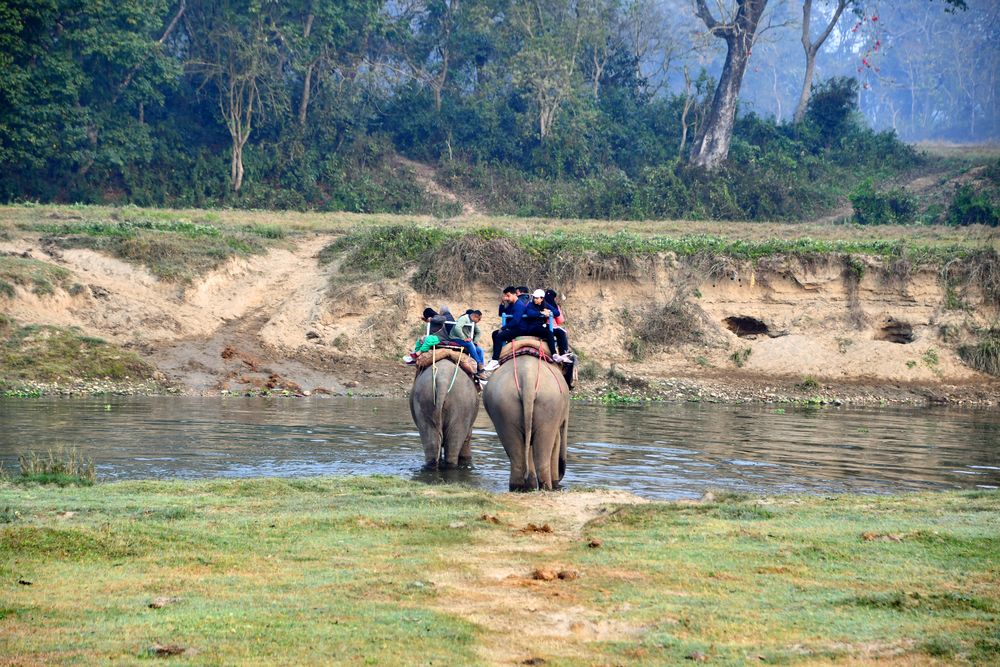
[850,178,917,225]
[946,184,999,227]
[321,225,450,276]
[15,447,96,486]
[622,300,702,360]
[958,329,1000,376]
[804,77,859,145]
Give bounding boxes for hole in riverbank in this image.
[723,316,769,338]
[876,318,915,344]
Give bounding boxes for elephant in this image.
[409,359,480,469]
[483,354,570,491]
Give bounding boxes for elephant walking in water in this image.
[410,358,480,469]
[483,354,569,491]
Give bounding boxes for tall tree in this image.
[793,0,849,123]
[185,2,282,193]
[509,0,590,140]
[271,0,379,127]
[689,0,769,170]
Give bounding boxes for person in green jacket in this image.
[449,309,485,372]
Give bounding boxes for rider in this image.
[523,289,563,361]
[544,288,570,358]
[449,309,485,375]
[485,287,527,371]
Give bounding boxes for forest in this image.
[0,0,996,220]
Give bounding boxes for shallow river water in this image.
[2,397,998,499]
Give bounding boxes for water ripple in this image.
[1,397,999,499]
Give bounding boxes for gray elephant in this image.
[410,359,480,469]
[483,355,569,491]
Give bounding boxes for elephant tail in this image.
[522,357,537,489]
[433,362,449,464]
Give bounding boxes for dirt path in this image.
[395,156,481,217]
[148,234,360,393]
[430,490,648,665]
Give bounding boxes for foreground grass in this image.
[1,477,997,665]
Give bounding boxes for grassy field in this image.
[1,476,997,665]
[2,202,998,248]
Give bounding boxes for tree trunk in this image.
[690,34,753,169]
[231,143,242,193]
[793,48,818,123]
[298,14,315,127]
[298,61,314,126]
[679,66,693,153]
[690,0,768,170]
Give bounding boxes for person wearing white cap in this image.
[522,289,566,361]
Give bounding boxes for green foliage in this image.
[730,347,752,368]
[597,390,640,405]
[946,184,1000,227]
[31,214,281,282]
[798,376,820,390]
[323,225,451,276]
[0,0,921,225]
[804,77,859,146]
[0,317,157,388]
[850,178,918,225]
[0,257,72,296]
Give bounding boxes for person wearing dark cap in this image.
[422,305,455,337]
[544,288,569,357]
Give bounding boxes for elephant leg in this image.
[557,417,568,484]
[457,431,473,468]
[414,403,443,469]
[531,421,563,491]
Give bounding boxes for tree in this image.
[509,0,589,140]
[270,0,378,127]
[185,2,282,193]
[793,0,850,123]
[689,0,769,170]
[0,0,181,196]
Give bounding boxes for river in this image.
[2,397,998,499]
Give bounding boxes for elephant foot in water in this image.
[423,457,473,471]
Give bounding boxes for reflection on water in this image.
[1,397,998,499]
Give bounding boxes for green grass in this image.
[958,328,1000,376]
[11,447,96,487]
[0,256,73,297]
[10,210,287,283]
[575,491,1000,665]
[324,225,1000,294]
[0,479,996,665]
[0,476,493,665]
[0,316,157,388]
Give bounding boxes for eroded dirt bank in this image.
[2,231,998,405]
